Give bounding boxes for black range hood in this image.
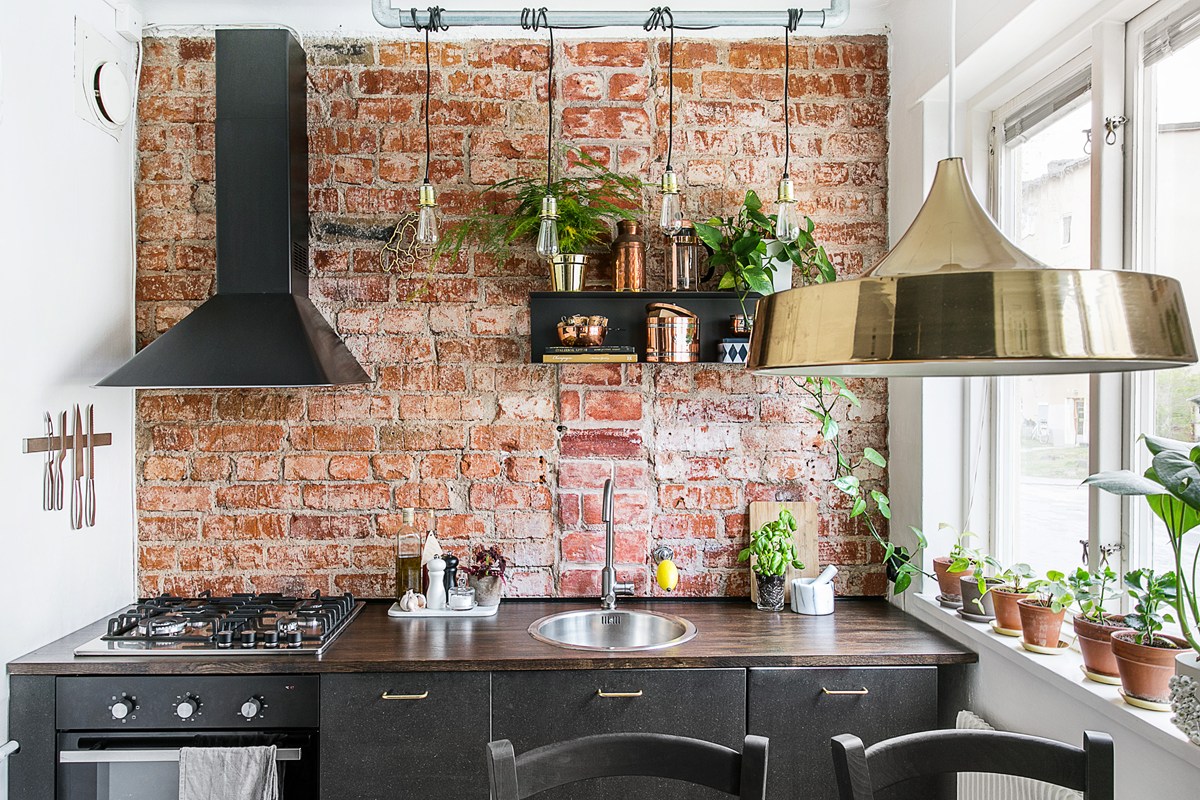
[100,29,370,388]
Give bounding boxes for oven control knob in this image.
[110,698,135,720]
[239,697,262,720]
[175,695,201,720]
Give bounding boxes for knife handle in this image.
[54,460,64,511]
[85,479,96,527]
[44,458,55,511]
[71,479,83,530]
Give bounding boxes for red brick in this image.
[563,72,604,102]
[143,455,187,481]
[560,429,644,460]
[179,38,215,61]
[139,486,212,512]
[235,455,281,482]
[290,515,371,540]
[608,73,648,101]
[461,454,501,480]
[565,42,646,67]
[561,107,649,139]
[196,424,285,452]
[584,391,643,422]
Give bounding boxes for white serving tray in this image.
[387,602,500,618]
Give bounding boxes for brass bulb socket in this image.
[540,194,559,219]
[418,182,437,207]
[660,169,679,195]
[776,177,795,204]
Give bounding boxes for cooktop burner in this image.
[74,591,363,657]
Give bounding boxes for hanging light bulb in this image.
[416,180,439,246]
[774,177,799,243]
[659,168,682,235]
[536,194,560,259]
[773,20,799,244]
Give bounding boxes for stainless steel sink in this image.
[528,609,697,652]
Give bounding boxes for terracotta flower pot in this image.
[1111,629,1188,705]
[1072,614,1128,681]
[991,588,1032,632]
[933,556,963,600]
[959,575,1001,618]
[1016,599,1066,649]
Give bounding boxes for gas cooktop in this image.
[74,591,363,657]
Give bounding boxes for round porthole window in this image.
[93,61,131,127]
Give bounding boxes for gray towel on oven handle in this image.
[178,745,279,800]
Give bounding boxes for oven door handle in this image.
[59,747,302,764]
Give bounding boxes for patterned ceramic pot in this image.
[1171,651,1200,744]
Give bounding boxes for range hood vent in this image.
[100,29,370,388]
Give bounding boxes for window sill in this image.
[904,591,1198,764]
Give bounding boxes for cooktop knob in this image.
[175,695,201,720]
[286,629,303,648]
[239,697,262,720]
[262,630,279,648]
[240,629,257,648]
[110,697,135,720]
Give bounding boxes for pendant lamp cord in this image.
[947,0,956,158]
[546,23,555,193]
[783,9,799,178]
[645,7,676,172]
[411,7,447,184]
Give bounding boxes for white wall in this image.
[0,0,140,793]
[887,0,1200,792]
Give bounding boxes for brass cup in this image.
[550,254,590,292]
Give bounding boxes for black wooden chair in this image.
[830,728,1115,800]
[486,732,769,800]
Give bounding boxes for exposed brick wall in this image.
[134,34,890,599]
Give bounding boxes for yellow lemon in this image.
[656,559,679,592]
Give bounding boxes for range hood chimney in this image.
[100,29,370,388]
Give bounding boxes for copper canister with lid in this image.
[646,302,700,363]
[611,219,646,292]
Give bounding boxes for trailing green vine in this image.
[794,376,930,595]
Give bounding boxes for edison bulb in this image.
[774,177,800,244]
[536,194,560,259]
[659,168,683,235]
[416,181,439,246]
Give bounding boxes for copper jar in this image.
[646,302,700,363]
[611,219,645,292]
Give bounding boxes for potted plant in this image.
[1067,565,1127,683]
[1111,569,1188,707]
[1016,570,1074,651]
[981,561,1035,633]
[738,509,806,611]
[694,190,835,316]
[931,525,979,602]
[463,546,508,607]
[953,547,1002,620]
[436,149,641,291]
[1085,435,1200,730]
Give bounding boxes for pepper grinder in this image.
[426,555,447,610]
[443,554,459,595]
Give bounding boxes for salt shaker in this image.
[426,555,447,610]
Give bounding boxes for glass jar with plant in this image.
[1016,570,1074,651]
[980,561,1035,634]
[1067,565,1127,683]
[463,546,508,607]
[1111,569,1188,707]
[434,149,642,291]
[738,509,806,611]
[693,190,836,317]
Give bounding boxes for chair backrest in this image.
[487,732,769,800]
[830,728,1114,800]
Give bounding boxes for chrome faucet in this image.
[601,479,635,610]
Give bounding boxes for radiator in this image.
[955,711,1082,800]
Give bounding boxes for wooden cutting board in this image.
[747,501,819,602]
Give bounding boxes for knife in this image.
[70,404,84,530]
[84,404,96,527]
[43,413,55,511]
[55,410,68,511]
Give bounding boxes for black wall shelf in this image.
[528,291,761,364]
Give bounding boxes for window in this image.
[992,75,1094,578]
[1130,2,1200,577]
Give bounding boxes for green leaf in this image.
[742,266,775,295]
[718,271,737,290]
[833,475,860,495]
[747,209,772,229]
[1142,434,1197,455]
[733,235,762,258]
[892,572,912,595]
[863,447,887,468]
[821,415,839,440]
[1082,469,1168,496]
[744,190,763,212]
[850,496,867,518]
[1152,450,1200,510]
[693,221,725,252]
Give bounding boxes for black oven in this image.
[55,675,319,800]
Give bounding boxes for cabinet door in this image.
[492,669,745,800]
[748,667,937,800]
[321,672,490,800]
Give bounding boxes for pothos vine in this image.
[794,375,932,595]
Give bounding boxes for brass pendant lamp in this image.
[748,1,1196,377]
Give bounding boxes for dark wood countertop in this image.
[7,598,975,676]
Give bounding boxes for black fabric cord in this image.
[423,23,432,182]
[782,22,790,178]
[645,8,676,171]
[546,21,554,192]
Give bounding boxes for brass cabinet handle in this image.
[596,689,643,698]
[381,691,429,700]
[822,687,869,696]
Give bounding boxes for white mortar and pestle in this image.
[791,566,837,615]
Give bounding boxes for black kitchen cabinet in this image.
[320,672,491,800]
[492,669,746,800]
[747,667,938,800]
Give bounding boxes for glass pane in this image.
[1145,39,1200,578]
[1001,93,1092,578]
